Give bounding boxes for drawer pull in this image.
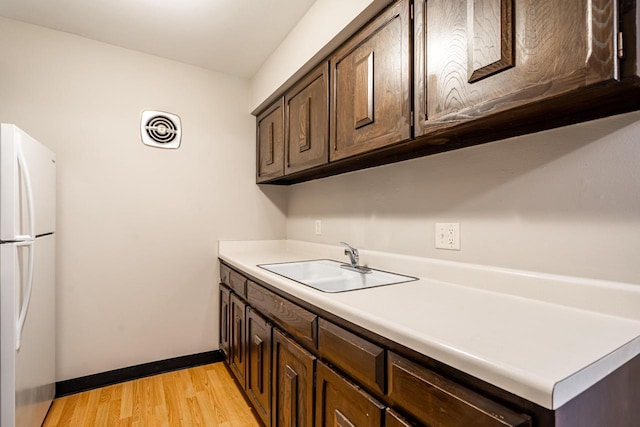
[255,335,264,393]
[285,365,298,427]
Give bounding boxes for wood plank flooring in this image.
[43,363,261,426]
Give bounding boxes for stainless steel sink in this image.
[258,259,417,293]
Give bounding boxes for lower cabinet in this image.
[315,361,385,427]
[229,293,246,388]
[272,328,316,427]
[219,263,540,427]
[246,307,272,426]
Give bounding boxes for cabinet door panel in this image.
[415,0,617,136]
[330,0,411,161]
[230,294,246,388]
[272,329,315,427]
[219,285,231,359]
[246,308,272,426]
[257,98,285,182]
[285,62,329,175]
[315,362,384,427]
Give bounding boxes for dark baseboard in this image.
[55,350,225,397]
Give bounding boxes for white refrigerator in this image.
[1,124,56,427]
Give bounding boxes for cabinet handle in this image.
[298,97,311,153]
[285,364,298,427]
[467,0,515,83]
[354,52,375,129]
[236,318,243,363]
[266,122,275,165]
[286,103,291,168]
[335,409,356,427]
[223,305,228,342]
[255,335,264,393]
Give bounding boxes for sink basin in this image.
[258,259,417,293]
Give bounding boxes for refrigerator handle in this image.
[15,240,35,351]
[16,145,36,240]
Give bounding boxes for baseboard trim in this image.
[55,350,225,397]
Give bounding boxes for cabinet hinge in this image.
[617,32,624,59]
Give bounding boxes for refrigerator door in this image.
[1,124,56,241]
[1,235,56,427]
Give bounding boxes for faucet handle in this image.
[340,241,358,256]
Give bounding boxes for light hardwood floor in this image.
[43,363,261,426]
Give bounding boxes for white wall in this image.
[287,112,640,284]
[250,0,389,112]
[0,17,287,381]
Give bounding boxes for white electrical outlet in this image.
[435,223,460,250]
[315,220,322,236]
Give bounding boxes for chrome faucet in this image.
[340,242,371,274]
[341,241,359,267]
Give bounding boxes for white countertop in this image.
[218,239,640,410]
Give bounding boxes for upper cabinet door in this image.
[415,0,619,137]
[256,98,285,183]
[330,0,412,162]
[285,62,329,175]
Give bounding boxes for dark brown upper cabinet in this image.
[256,98,285,183]
[414,0,621,137]
[330,0,412,162]
[254,0,640,185]
[284,62,330,175]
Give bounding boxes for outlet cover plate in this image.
[435,223,460,250]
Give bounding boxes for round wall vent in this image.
[140,110,181,149]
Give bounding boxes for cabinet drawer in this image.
[315,361,384,427]
[228,269,247,298]
[247,281,317,350]
[318,318,385,395]
[387,352,531,427]
[220,264,231,286]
